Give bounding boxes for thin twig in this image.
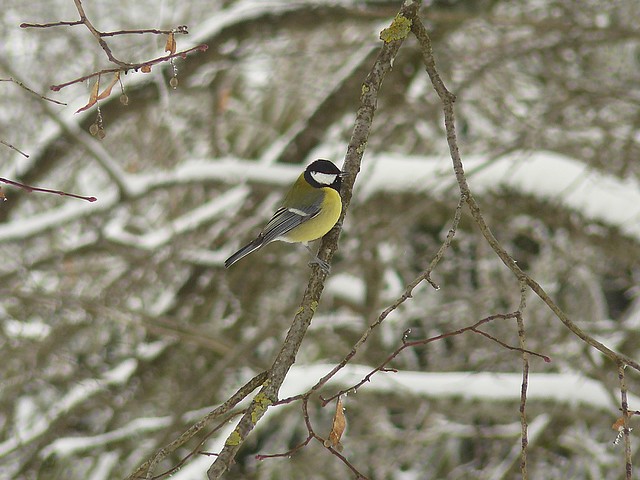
[49,44,207,91]
[100,26,188,37]
[319,313,549,406]
[0,177,96,202]
[410,16,640,374]
[126,371,268,480]
[72,0,130,68]
[21,1,206,92]
[0,77,67,105]
[0,140,29,158]
[20,20,83,28]
[294,194,467,404]
[618,362,633,480]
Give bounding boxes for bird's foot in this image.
[308,256,331,274]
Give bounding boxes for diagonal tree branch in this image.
[206,1,422,478]
[410,16,640,374]
[126,370,268,480]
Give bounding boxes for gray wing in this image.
[260,203,321,244]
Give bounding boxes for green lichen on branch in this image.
[379,14,412,43]
[251,392,272,423]
[225,429,242,446]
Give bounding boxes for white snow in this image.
[325,273,366,305]
[40,416,173,459]
[103,185,250,250]
[157,363,635,479]
[0,359,138,458]
[5,151,638,248]
[3,317,51,340]
[280,364,640,411]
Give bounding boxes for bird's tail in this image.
[224,238,264,268]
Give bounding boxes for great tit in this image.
[224,159,343,270]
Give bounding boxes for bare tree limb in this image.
[409,16,640,374]
[517,283,529,480]
[205,1,422,478]
[126,371,268,480]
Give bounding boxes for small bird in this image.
[224,159,343,271]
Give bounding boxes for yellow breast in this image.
[282,188,342,243]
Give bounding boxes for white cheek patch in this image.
[310,171,337,186]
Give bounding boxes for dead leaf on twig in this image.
[165,31,176,54]
[323,396,346,452]
[76,77,100,113]
[76,72,121,113]
[96,72,120,101]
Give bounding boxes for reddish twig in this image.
[258,397,369,480]
[0,177,96,202]
[21,0,206,92]
[255,434,313,460]
[20,22,188,37]
[319,313,550,406]
[470,327,547,361]
[49,44,208,92]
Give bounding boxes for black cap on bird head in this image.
[304,159,342,191]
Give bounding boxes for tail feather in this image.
[224,238,263,268]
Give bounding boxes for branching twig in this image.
[409,16,640,373]
[126,371,268,480]
[21,0,206,92]
[319,313,549,405]
[49,44,208,92]
[258,397,369,479]
[205,2,422,478]
[282,194,467,405]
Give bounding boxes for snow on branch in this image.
[1,151,639,249]
[0,359,137,459]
